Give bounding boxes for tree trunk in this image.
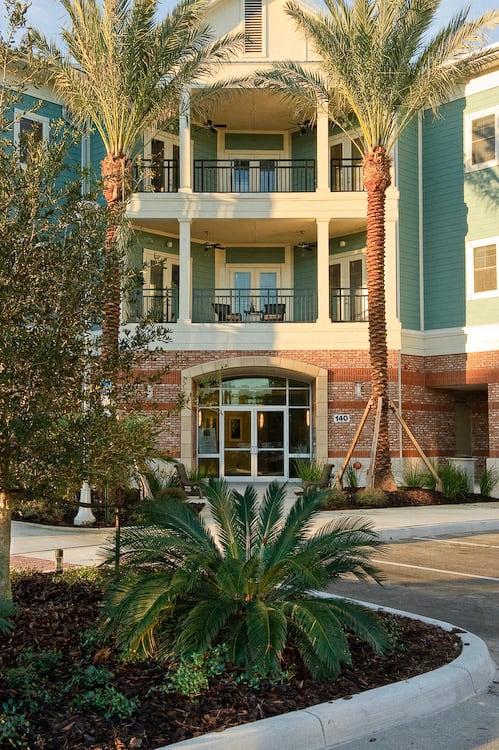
[100,153,132,365]
[0,488,13,604]
[363,147,397,490]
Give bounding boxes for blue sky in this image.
[3,0,499,46]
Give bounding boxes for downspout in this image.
[418,111,425,333]
[393,140,403,462]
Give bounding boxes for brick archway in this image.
[180,356,329,469]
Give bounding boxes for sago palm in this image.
[32,0,241,363]
[100,480,389,679]
[256,0,498,489]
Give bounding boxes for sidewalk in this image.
[11,497,499,570]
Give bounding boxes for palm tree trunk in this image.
[0,488,13,604]
[100,153,131,365]
[364,147,396,490]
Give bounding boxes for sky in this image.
[2,0,498,46]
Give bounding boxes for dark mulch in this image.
[324,487,495,510]
[1,571,463,750]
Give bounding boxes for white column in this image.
[178,220,192,322]
[316,219,330,323]
[179,89,192,192]
[316,107,329,192]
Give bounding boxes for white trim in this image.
[464,106,499,172]
[466,236,499,299]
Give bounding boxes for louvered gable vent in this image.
[245,0,263,53]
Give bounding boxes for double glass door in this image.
[223,408,284,479]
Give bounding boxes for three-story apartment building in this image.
[14,0,499,485]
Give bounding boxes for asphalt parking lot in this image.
[330,531,499,660]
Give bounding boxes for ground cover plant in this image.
[1,567,462,749]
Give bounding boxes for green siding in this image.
[423,98,467,329]
[225,247,285,264]
[293,248,317,320]
[193,129,217,160]
[291,130,315,160]
[224,133,283,150]
[398,119,421,330]
[464,86,499,327]
[329,231,366,256]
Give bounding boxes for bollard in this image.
[55,548,64,572]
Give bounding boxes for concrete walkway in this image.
[9,493,499,750]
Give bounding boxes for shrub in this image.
[0,700,30,748]
[402,463,427,489]
[355,489,387,507]
[294,458,324,482]
[479,466,499,497]
[162,645,228,697]
[344,463,359,489]
[101,480,390,680]
[322,488,348,508]
[154,486,188,502]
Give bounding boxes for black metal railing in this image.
[330,287,368,321]
[133,159,179,193]
[192,288,317,323]
[132,157,364,193]
[124,286,368,324]
[193,159,316,193]
[125,287,179,323]
[330,158,364,192]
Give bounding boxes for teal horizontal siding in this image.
[398,120,421,330]
[423,98,467,329]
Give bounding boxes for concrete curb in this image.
[160,601,497,750]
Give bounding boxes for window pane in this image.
[472,115,495,165]
[474,244,497,293]
[197,409,219,454]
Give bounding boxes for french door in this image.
[223,407,285,480]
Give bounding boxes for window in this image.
[13,110,49,164]
[465,108,498,171]
[467,238,498,299]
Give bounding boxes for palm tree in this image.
[101,481,389,679]
[33,0,241,365]
[256,0,498,489]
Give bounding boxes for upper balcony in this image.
[133,157,364,194]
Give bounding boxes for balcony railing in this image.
[193,159,316,193]
[192,288,317,323]
[330,158,364,192]
[123,287,368,324]
[133,157,364,193]
[330,287,368,322]
[133,159,179,193]
[126,287,178,323]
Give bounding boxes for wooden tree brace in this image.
[388,400,442,492]
[335,398,374,488]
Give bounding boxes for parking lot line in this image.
[413,536,499,549]
[371,558,499,582]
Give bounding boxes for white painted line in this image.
[413,536,499,549]
[372,558,499,582]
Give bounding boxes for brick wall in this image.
[135,347,496,463]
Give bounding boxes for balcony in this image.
[126,287,179,323]
[330,287,368,322]
[133,158,365,194]
[193,159,316,193]
[330,158,364,192]
[124,288,368,324]
[192,288,316,322]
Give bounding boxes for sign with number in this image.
[333,414,350,423]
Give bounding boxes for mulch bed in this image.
[1,571,463,750]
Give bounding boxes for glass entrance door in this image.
[223,408,285,480]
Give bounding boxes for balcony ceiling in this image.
[134,217,366,246]
[194,89,310,132]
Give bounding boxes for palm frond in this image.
[176,597,240,658]
[245,600,287,674]
[203,478,243,558]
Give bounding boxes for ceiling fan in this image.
[297,231,316,252]
[289,119,314,135]
[201,118,227,133]
[204,232,225,251]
